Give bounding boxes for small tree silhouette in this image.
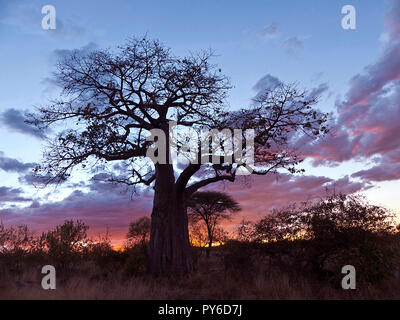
[187,191,240,256]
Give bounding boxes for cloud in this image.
[204,173,367,223]
[252,74,282,101]
[308,82,329,99]
[0,108,46,139]
[41,42,98,89]
[298,1,400,184]
[282,37,304,55]
[0,187,31,203]
[0,151,36,173]
[340,0,400,113]
[39,42,99,93]
[18,172,59,186]
[352,163,400,182]
[50,42,98,63]
[258,23,280,39]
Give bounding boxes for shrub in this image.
[123,245,148,277]
[252,194,397,284]
[319,231,397,285]
[0,223,37,274]
[126,217,151,247]
[40,220,90,272]
[221,240,256,279]
[86,232,123,273]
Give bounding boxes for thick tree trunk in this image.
[148,164,193,274]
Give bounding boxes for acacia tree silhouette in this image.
[27,37,329,274]
[187,191,240,256]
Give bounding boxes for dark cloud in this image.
[252,74,328,109]
[18,172,58,186]
[308,82,329,99]
[258,23,280,39]
[41,42,98,93]
[50,42,98,63]
[252,74,282,101]
[0,187,31,203]
[0,151,36,173]
[0,108,46,139]
[352,163,400,182]
[52,18,86,40]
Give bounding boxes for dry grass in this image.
[1,255,399,300]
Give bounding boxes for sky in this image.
[0,0,399,246]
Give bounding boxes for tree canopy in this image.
[28,37,328,193]
[187,191,240,252]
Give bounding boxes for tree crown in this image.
[27,36,329,194]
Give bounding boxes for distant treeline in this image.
[0,193,399,286]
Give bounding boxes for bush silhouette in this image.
[126,217,151,247]
[252,194,397,284]
[40,220,89,272]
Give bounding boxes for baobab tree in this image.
[27,37,329,274]
[187,191,240,256]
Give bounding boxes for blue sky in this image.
[1,0,399,243]
[0,0,386,156]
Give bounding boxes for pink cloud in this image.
[298,1,400,184]
[352,163,400,182]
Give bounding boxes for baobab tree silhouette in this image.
[27,37,328,274]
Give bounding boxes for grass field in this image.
[1,250,399,300]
